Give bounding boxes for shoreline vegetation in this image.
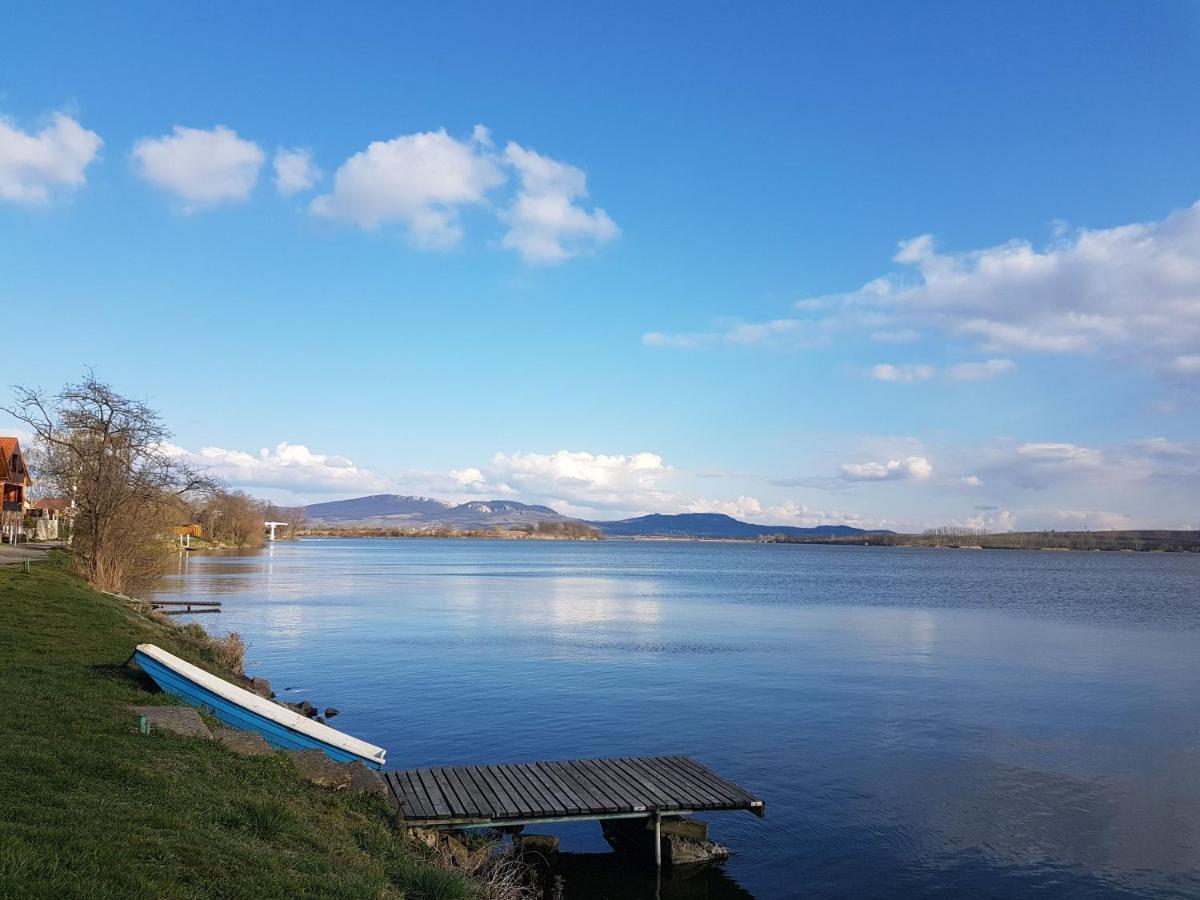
[1,553,534,899]
[294,525,1200,553]
[759,528,1200,553]
[300,520,603,541]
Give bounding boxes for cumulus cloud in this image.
[449,467,485,486]
[273,147,320,196]
[0,111,102,205]
[133,125,264,207]
[646,199,1200,378]
[500,142,619,264]
[485,449,671,512]
[175,441,388,496]
[870,363,935,382]
[840,456,933,482]
[685,496,884,528]
[959,508,1017,532]
[310,127,504,248]
[857,210,1200,368]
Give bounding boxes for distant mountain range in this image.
[589,512,873,539]
[303,494,878,539]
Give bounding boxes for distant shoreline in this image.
[291,529,1200,553]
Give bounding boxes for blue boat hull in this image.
[135,650,382,769]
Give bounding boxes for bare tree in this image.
[5,373,214,591]
[198,490,268,547]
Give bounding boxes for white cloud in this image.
[1015,442,1103,467]
[959,475,982,487]
[273,147,320,196]
[175,441,388,496]
[864,203,1200,371]
[310,127,504,248]
[870,363,935,382]
[958,508,1017,532]
[133,125,264,207]
[686,496,885,529]
[449,467,484,485]
[484,449,671,511]
[500,142,618,264]
[973,438,1200,493]
[685,495,763,518]
[0,111,102,205]
[643,319,811,349]
[1050,509,1133,530]
[947,358,1016,381]
[841,456,933,482]
[646,199,1200,377]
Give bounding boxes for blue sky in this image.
[3,2,1199,529]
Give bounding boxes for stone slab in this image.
[212,726,273,757]
[286,749,353,790]
[130,705,212,739]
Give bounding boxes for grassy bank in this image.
[0,556,485,899]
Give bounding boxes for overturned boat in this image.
[133,643,386,769]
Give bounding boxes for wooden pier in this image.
[149,600,222,615]
[385,754,764,834]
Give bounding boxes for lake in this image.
[148,539,1200,898]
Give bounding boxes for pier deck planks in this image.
[385,755,764,827]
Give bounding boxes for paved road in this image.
[0,542,60,565]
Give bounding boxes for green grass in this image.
[0,556,477,900]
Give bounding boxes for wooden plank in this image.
[399,771,433,819]
[646,757,728,807]
[532,761,588,815]
[671,756,759,805]
[479,765,523,817]
[442,765,489,819]
[414,767,453,818]
[545,760,607,812]
[584,758,646,810]
[504,764,556,817]
[431,767,466,817]
[606,756,678,808]
[601,756,676,808]
[461,766,508,819]
[567,759,629,811]
[519,762,579,816]
[659,756,743,807]
[393,772,422,819]
[384,772,408,816]
[627,757,695,806]
[548,760,618,813]
[616,756,693,809]
[490,765,539,817]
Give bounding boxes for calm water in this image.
[149,539,1200,899]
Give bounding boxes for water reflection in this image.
[147,539,1200,899]
[547,852,755,900]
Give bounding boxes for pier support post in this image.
[654,812,662,867]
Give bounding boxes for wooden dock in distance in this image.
[385,754,765,829]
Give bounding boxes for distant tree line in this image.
[6,373,307,592]
[192,491,304,548]
[761,528,1200,553]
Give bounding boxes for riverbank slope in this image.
[0,556,485,899]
